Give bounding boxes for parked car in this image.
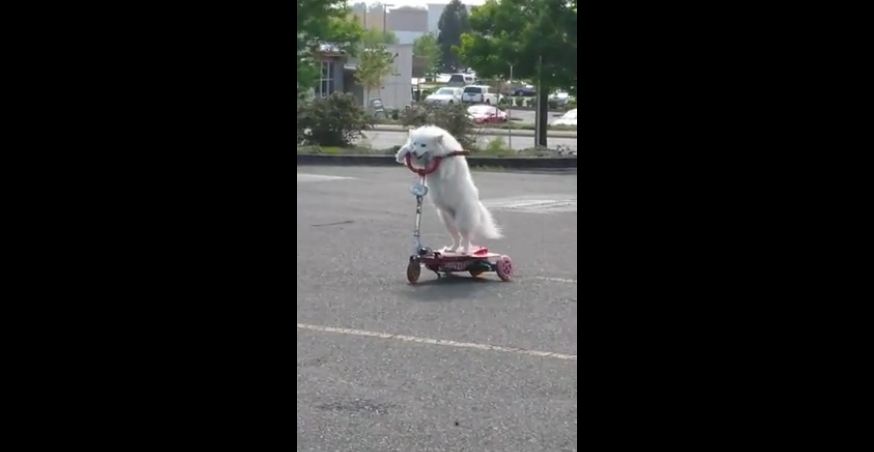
[462,85,499,104]
[447,73,476,86]
[513,84,537,96]
[551,108,576,126]
[467,105,508,124]
[549,90,571,106]
[425,87,463,105]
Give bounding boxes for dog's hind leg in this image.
[455,203,480,254]
[436,209,461,252]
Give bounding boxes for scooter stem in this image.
[412,175,427,254]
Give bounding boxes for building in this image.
[356,43,413,109]
[312,43,413,111]
[350,3,428,45]
[386,6,428,44]
[312,44,351,99]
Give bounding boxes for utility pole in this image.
[508,63,513,150]
[535,55,543,147]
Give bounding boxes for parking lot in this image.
[297,166,578,451]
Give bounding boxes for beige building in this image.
[387,6,428,44]
[350,3,428,45]
[342,43,413,110]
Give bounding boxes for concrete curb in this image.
[297,154,578,169]
[369,125,577,138]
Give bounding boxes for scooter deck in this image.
[420,248,501,261]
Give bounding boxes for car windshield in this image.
[563,109,576,119]
[464,87,482,94]
[435,88,455,95]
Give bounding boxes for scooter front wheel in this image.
[495,255,513,282]
[407,258,421,284]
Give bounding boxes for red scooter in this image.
[403,153,513,284]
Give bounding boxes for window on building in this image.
[317,60,335,98]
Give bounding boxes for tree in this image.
[437,0,472,72]
[413,33,441,79]
[355,30,396,106]
[361,28,399,45]
[457,0,577,146]
[297,0,363,98]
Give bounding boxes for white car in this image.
[425,87,463,105]
[549,90,571,106]
[461,85,499,105]
[551,108,577,127]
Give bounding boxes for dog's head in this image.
[404,126,461,156]
[396,126,464,167]
[405,131,443,160]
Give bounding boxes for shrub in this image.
[400,102,475,149]
[399,104,429,127]
[482,137,513,156]
[296,102,307,145]
[297,93,373,146]
[524,97,536,108]
[548,98,560,110]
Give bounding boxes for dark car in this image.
[447,73,476,86]
[513,84,536,96]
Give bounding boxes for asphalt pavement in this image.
[297,165,578,451]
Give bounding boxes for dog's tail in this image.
[478,202,503,239]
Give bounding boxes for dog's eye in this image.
[420,144,426,148]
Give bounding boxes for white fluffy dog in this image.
[395,125,502,254]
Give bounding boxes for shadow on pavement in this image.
[401,274,504,302]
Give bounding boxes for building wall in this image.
[350,4,428,43]
[362,44,413,110]
[387,6,428,32]
[349,2,388,31]
[395,31,426,45]
[427,4,443,34]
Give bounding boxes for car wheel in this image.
[485,99,490,105]
[448,100,453,104]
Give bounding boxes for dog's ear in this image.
[435,134,443,144]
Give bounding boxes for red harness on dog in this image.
[404,151,470,176]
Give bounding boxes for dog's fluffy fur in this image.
[396,125,502,254]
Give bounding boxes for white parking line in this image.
[533,276,577,284]
[483,196,577,213]
[297,173,355,182]
[297,323,577,361]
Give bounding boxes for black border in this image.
[19,0,832,446]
